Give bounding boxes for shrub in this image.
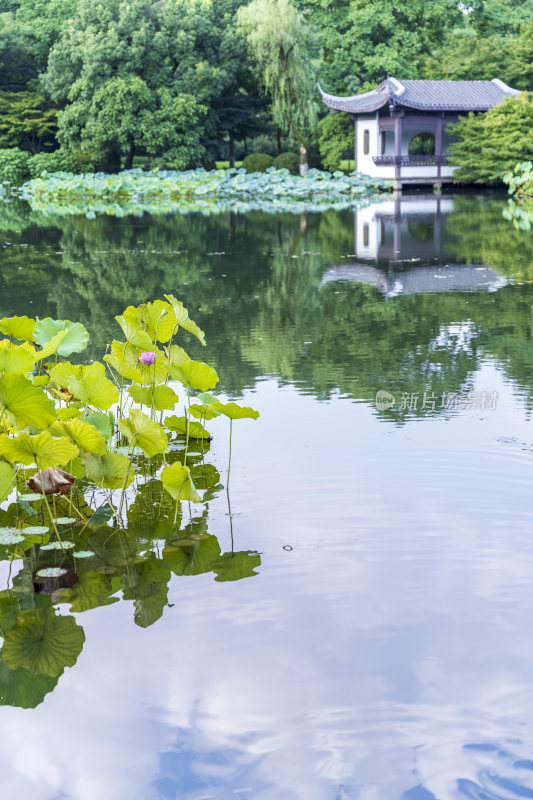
[449,92,533,183]
[242,153,274,173]
[0,148,31,184]
[28,150,78,178]
[273,152,299,174]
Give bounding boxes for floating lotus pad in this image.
[40,541,75,550]
[73,550,95,558]
[23,526,49,536]
[53,517,77,525]
[0,529,24,545]
[17,493,43,502]
[36,567,67,579]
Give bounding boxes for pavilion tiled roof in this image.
[319,77,520,114]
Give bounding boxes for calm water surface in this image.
[1,194,533,799]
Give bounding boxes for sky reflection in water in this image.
[0,194,533,799]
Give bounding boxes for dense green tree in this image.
[43,0,248,170]
[448,93,533,183]
[0,91,57,152]
[237,0,319,173]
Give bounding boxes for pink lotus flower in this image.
[139,351,156,365]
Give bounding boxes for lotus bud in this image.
[139,351,156,365]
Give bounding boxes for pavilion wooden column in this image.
[353,117,358,171]
[435,115,444,179]
[394,114,403,181]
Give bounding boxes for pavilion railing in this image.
[372,155,450,167]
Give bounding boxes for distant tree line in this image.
[0,0,531,178]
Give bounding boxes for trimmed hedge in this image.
[242,153,274,173]
[273,152,299,175]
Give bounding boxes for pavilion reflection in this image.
[320,196,508,297]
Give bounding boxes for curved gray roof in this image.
[319,77,520,114]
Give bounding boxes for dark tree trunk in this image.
[277,126,282,155]
[229,135,235,168]
[124,139,136,170]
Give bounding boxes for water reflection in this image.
[1,196,533,798]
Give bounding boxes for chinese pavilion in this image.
[319,77,520,188]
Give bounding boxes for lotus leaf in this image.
[0,529,24,545]
[0,661,58,709]
[114,316,154,350]
[22,526,49,535]
[188,403,220,421]
[0,344,35,374]
[118,409,167,458]
[57,418,107,455]
[128,384,178,411]
[54,517,76,525]
[165,415,210,440]
[169,360,218,392]
[0,316,36,343]
[0,462,14,502]
[105,341,167,384]
[73,550,95,558]
[33,319,89,357]
[122,300,177,342]
[164,295,206,345]
[82,411,113,439]
[1,608,85,677]
[56,407,82,421]
[35,330,69,360]
[209,401,259,420]
[0,373,55,429]
[82,452,134,490]
[27,466,76,493]
[213,551,261,582]
[0,431,78,469]
[50,361,118,411]
[40,541,75,549]
[36,567,67,578]
[160,463,201,502]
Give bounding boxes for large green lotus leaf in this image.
[56,406,82,421]
[105,341,167,384]
[165,415,210,440]
[50,361,118,410]
[166,344,191,366]
[48,361,83,387]
[0,344,35,374]
[0,316,36,343]
[0,374,56,430]
[1,608,85,678]
[0,661,59,708]
[188,403,220,421]
[82,411,113,439]
[61,571,119,613]
[115,316,154,350]
[213,551,261,582]
[0,463,15,502]
[210,401,260,420]
[82,452,134,490]
[35,330,69,361]
[170,360,218,392]
[118,409,167,458]
[160,463,201,502]
[189,463,221,491]
[128,383,178,411]
[0,431,78,469]
[58,418,107,455]
[33,319,89,358]
[163,533,221,576]
[122,300,177,343]
[164,295,206,346]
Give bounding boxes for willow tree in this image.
[237,0,318,175]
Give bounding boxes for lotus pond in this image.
[1,192,533,799]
